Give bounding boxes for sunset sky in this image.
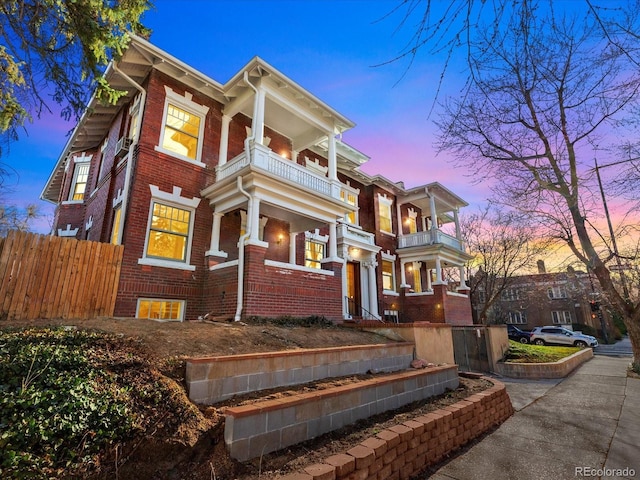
[4,0,629,264]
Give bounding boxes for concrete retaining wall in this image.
[185,342,415,404]
[495,347,593,379]
[224,365,459,461]
[279,379,513,480]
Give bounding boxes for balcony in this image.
[398,229,464,252]
[336,222,376,247]
[217,144,359,206]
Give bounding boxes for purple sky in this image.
[6,0,491,234]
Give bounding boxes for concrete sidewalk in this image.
[423,355,639,480]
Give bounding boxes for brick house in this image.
[41,36,473,324]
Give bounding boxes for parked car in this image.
[507,325,532,344]
[529,326,598,348]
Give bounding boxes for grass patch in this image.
[503,340,581,363]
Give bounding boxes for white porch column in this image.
[253,88,266,145]
[426,268,433,290]
[366,259,379,318]
[421,215,427,232]
[205,212,227,257]
[429,194,438,230]
[327,134,337,181]
[400,260,410,288]
[457,265,469,290]
[218,114,232,166]
[454,208,462,241]
[433,258,445,285]
[396,202,403,238]
[249,197,261,242]
[289,231,297,264]
[328,221,338,260]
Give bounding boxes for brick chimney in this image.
[537,260,546,274]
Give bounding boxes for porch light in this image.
[277,234,284,245]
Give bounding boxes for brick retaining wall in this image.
[186,343,415,404]
[279,379,513,480]
[224,365,459,461]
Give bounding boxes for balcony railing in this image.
[336,222,376,246]
[398,229,463,251]
[217,145,359,204]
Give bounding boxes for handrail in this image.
[345,297,384,323]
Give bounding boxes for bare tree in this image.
[462,206,551,323]
[392,0,640,370]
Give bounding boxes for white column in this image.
[434,257,445,285]
[328,221,338,260]
[249,197,261,242]
[458,265,469,290]
[396,202,403,238]
[253,88,266,145]
[218,114,231,166]
[289,231,296,264]
[400,260,409,288]
[429,195,438,230]
[327,134,337,181]
[426,268,433,290]
[421,215,427,232]
[454,208,462,241]
[367,260,379,318]
[206,212,227,257]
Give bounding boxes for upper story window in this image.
[138,185,201,271]
[406,208,418,234]
[501,288,521,301]
[305,240,325,269]
[548,286,567,299]
[378,194,393,234]
[156,86,209,166]
[341,190,358,225]
[69,163,90,201]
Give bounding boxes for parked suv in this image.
[530,326,598,348]
[507,325,532,344]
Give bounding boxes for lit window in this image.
[137,298,184,321]
[382,260,395,291]
[305,240,325,269]
[156,86,209,164]
[111,206,122,245]
[551,310,572,324]
[69,163,90,201]
[146,202,191,262]
[378,195,393,234]
[341,190,358,224]
[412,263,422,293]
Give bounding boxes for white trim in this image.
[57,224,79,237]
[382,290,400,297]
[137,257,196,271]
[112,188,124,207]
[209,259,239,271]
[304,228,329,243]
[446,290,468,298]
[378,193,394,234]
[264,259,335,276]
[85,216,93,231]
[406,291,435,297]
[380,250,396,261]
[136,297,185,322]
[156,86,209,165]
[149,185,201,208]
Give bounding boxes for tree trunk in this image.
[624,316,640,372]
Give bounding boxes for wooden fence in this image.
[0,230,124,321]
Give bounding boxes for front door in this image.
[346,261,361,317]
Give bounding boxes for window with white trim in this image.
[305,240,325,269]
[110,206,122,245]
[507,311,527,324]
[551,310,572,324]
[137,298,184,321]
[411,262,422,293]
[548,286,567,299]
[382,260,396,291]
[501,288,521,301]
[156,86,209,164]
[139,185,200,270]
[406,208,418,234]
[69,162,90,201]
[378,194,393,234]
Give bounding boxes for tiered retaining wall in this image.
[185,343,415,404]
[280,379,513,480]
[224,365,459,461]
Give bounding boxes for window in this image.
[139,185,200,270]
[146,202,191,261]
[552,310,572,324]
[406,208,418,234]
[305,240,325,269]
[110,206,122,245]
[478,290,486,304]
[156,86,209,165]
[382,260,395,291]
[341,190,358,224]
[411,263,422,293]
[69,163,90,201]
[548,286,567,299]
[378,194,393,234]
[501,288,520,301]
[137,298,184,321]
[508,311,527,324]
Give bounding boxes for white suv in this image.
[530,326,598,348]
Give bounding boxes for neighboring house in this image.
[41,36,473,324]
[472,261,611,335]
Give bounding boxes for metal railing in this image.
[345,297,384,322]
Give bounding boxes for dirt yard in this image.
[3,317,492,479]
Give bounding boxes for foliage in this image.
[246,315,336,328]
[0,328,143,478]
[0,0,152,155]
[503,340,581,363]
